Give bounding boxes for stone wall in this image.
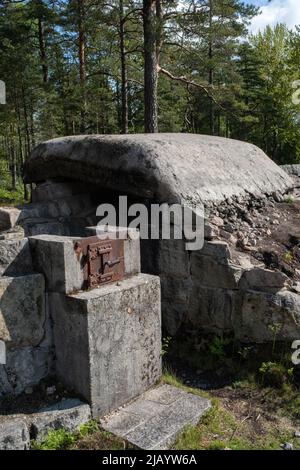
[2,179,299,345]
[0,274,53,396]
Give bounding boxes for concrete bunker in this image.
[21,133,300,342]
[1,133,300,408]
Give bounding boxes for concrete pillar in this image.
[50,274,161,417]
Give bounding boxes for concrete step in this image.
[0,398,91,450]
[100,384,211,450]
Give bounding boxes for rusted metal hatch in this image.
[74,236,125,289]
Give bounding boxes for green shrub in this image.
[32,429,76,450]
[259,361,293,388]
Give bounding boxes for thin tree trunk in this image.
[208,0,215,135]
[38,17,48,84]
[119,0,128,134]
[143,0,158,133]
[9,125,16,191]
[22,84,30,200]
[78,0,87,133]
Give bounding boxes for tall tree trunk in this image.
[38,17,48,84]
[208,0,215,135]
[9,125,16,191]
[21,84,30,200]
[143,0,158,133]
[119,0,128,134]
[78,0,87,133]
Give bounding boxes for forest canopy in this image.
[0,0,300,199]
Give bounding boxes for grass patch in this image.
[32,429,77,450]
[173,400,294,450]
[31,420,126,451]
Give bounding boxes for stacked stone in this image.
[0,207,52,397]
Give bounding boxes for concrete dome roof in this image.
[24,133,293,205]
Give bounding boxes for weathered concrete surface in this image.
[0,417,29,450]
[24,134,293,205]
[100,384,211,450]
[50,274,161,418]
[31,180,83,203]
[0,274,45,348]
[18,194,96,237]
[0,340,5,364]
[0,207,21,232]
[30,399,91,440]
[239,268,291,292]
[281,164,300,177]
[0,399,91,449]
[0,236,33,276]
[0,275,53,397]
[30,229,140,294]
[188,285,236,333]
[235,289,300,343]
[0,341,53,396]
[29,235,83,293]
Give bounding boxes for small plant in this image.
[208,336,231,359]
[283,251,293,263]
[32,429,76,450]
[237,346,252,361]
[283,196,294,204]
[161,336,172,357]
[259,361,293,388]
[78,420,99,438]
[268,322,283,354]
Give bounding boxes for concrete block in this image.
[0,207,21,232]
[158,239,190,276]
[30,399,91,441]
[0,274,45,348]
[51,274,161,418]
[236,289,300,343]
[29,235,82,293]
[0,343,53,396]
[190,253,242,289]
[101,384,211,450]
[23,219,68,237]
[30,228,141,294]
[0,237,33,276]
[239,267,291,292]
[85,226,141,276]
[19,195,93,223]
[0,417,30,450]
[188,284,236,332]
[199,240,231,264]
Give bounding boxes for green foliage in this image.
[0,1,299,202]
[32,429,77,450]
[283,251,294,263]
[259,361,294,388]
[161,336,172,357]
[78,420,100,438]
[268,322,283,354]
[208,335,231,359]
